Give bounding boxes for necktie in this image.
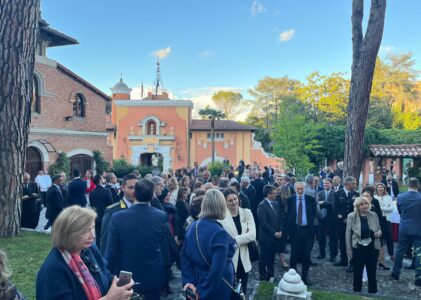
[298,197,303,225]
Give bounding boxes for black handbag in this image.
[248,241,259,262]
[195,221,245,300]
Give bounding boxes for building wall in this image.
[28,59,113,173]
[190,131,281,169]
[112,103,190,170]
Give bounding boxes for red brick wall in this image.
[29,61,112,165]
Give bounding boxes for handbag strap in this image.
[194,221,236,291]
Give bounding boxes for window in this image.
[146,120,157,135]
[73,93,85,117]
[31,76,41,113]
[207,132,224,140]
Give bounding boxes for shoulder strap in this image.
[195,221,236,291]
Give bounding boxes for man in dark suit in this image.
[241,176,256,209]
[317,178,337,261]
[332,176,343,192]
[383,174,400,198]
[192,161,199,178]
[105,172,121,203]
[100,173,138,254]
[287,182,317,285]
[251,172,265,211]
[21,172,41,229]
[67,169,87,207]
[391,178,421,286]
[229,181,251,209]
[333,176,359,270]
[150,176,164,210]
[105,179,167,299]
[257,185,284,281]
[44,174,65,230]
[89,174,113,248]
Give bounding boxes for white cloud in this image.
[250,1,266,16]
[198,50,214,57]
[151,47,171,59]
[181,86,251,121]
[380,45,395,54]
[279,29,295,42]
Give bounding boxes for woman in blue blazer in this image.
[181,189,236,300]
[36,206,134,300]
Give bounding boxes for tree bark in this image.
[344,0,386,180]
[0,0,39,236]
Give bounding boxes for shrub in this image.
[48,152,70,179]
[93,150,110,175]
[111,158,135,178]
[207,161,224,176]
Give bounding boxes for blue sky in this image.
[41,0,421,112]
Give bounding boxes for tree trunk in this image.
[0,0,39,236]
[344,0,386,181]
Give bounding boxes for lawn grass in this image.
[255,281,387,300]
[1,230,51,300]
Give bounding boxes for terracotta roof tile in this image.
[190,120,256,131]
[369,144,421,158]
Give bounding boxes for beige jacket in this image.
[345,211,381,258]
[219,208,256,272]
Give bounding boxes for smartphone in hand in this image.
[117,271,132,287]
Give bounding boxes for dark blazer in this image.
[36,245,112,300]
[99,199,128,255]
[21,182,40,228]
[181,219,235,300]
[397,191,421,237]
[242,184,256,209]
[318,189,335,221]
[67,178,87,207]
[382,179,400,198]
[251,178,265,204]
[238,191,251,209]
[45,185,65,224]
[89,185,113,224]
[151,196,163,210]
[176,200,190,241]
[257,199,285,244]
[286,194,317,236]
[333,189,359,222]
[105,204,167,293]
[105,184,120,203]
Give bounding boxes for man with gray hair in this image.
[241,176,256,211]
[105,172,120,203]
[304,174,321,266]
[333,176,359,270]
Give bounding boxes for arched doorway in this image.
[70,154,93,177]
[140,152,163,170]
[26,147,43,180]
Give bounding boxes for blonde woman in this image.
[220,188,256,295]
[36,206,134,300]
[346,196,382,294]
[181,189,236,300]
[167,177,179,205]
[374,182,395,259]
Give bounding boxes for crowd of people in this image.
[2,162,421,300]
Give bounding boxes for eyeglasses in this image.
[80,250,100,273]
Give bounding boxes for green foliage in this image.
[296,71,349,124]
[207,161,224,176]
[93,150,110,175]
[48,152,70,179]
[211,91,242,120]
[111,158,135,178]
[137,165,154,177]
[198,106,225,120]
[366,98,393,129]
[1,231,51,299]
[272,97,321,176]
[378,128,421,144]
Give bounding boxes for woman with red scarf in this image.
[36,206,134,300]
